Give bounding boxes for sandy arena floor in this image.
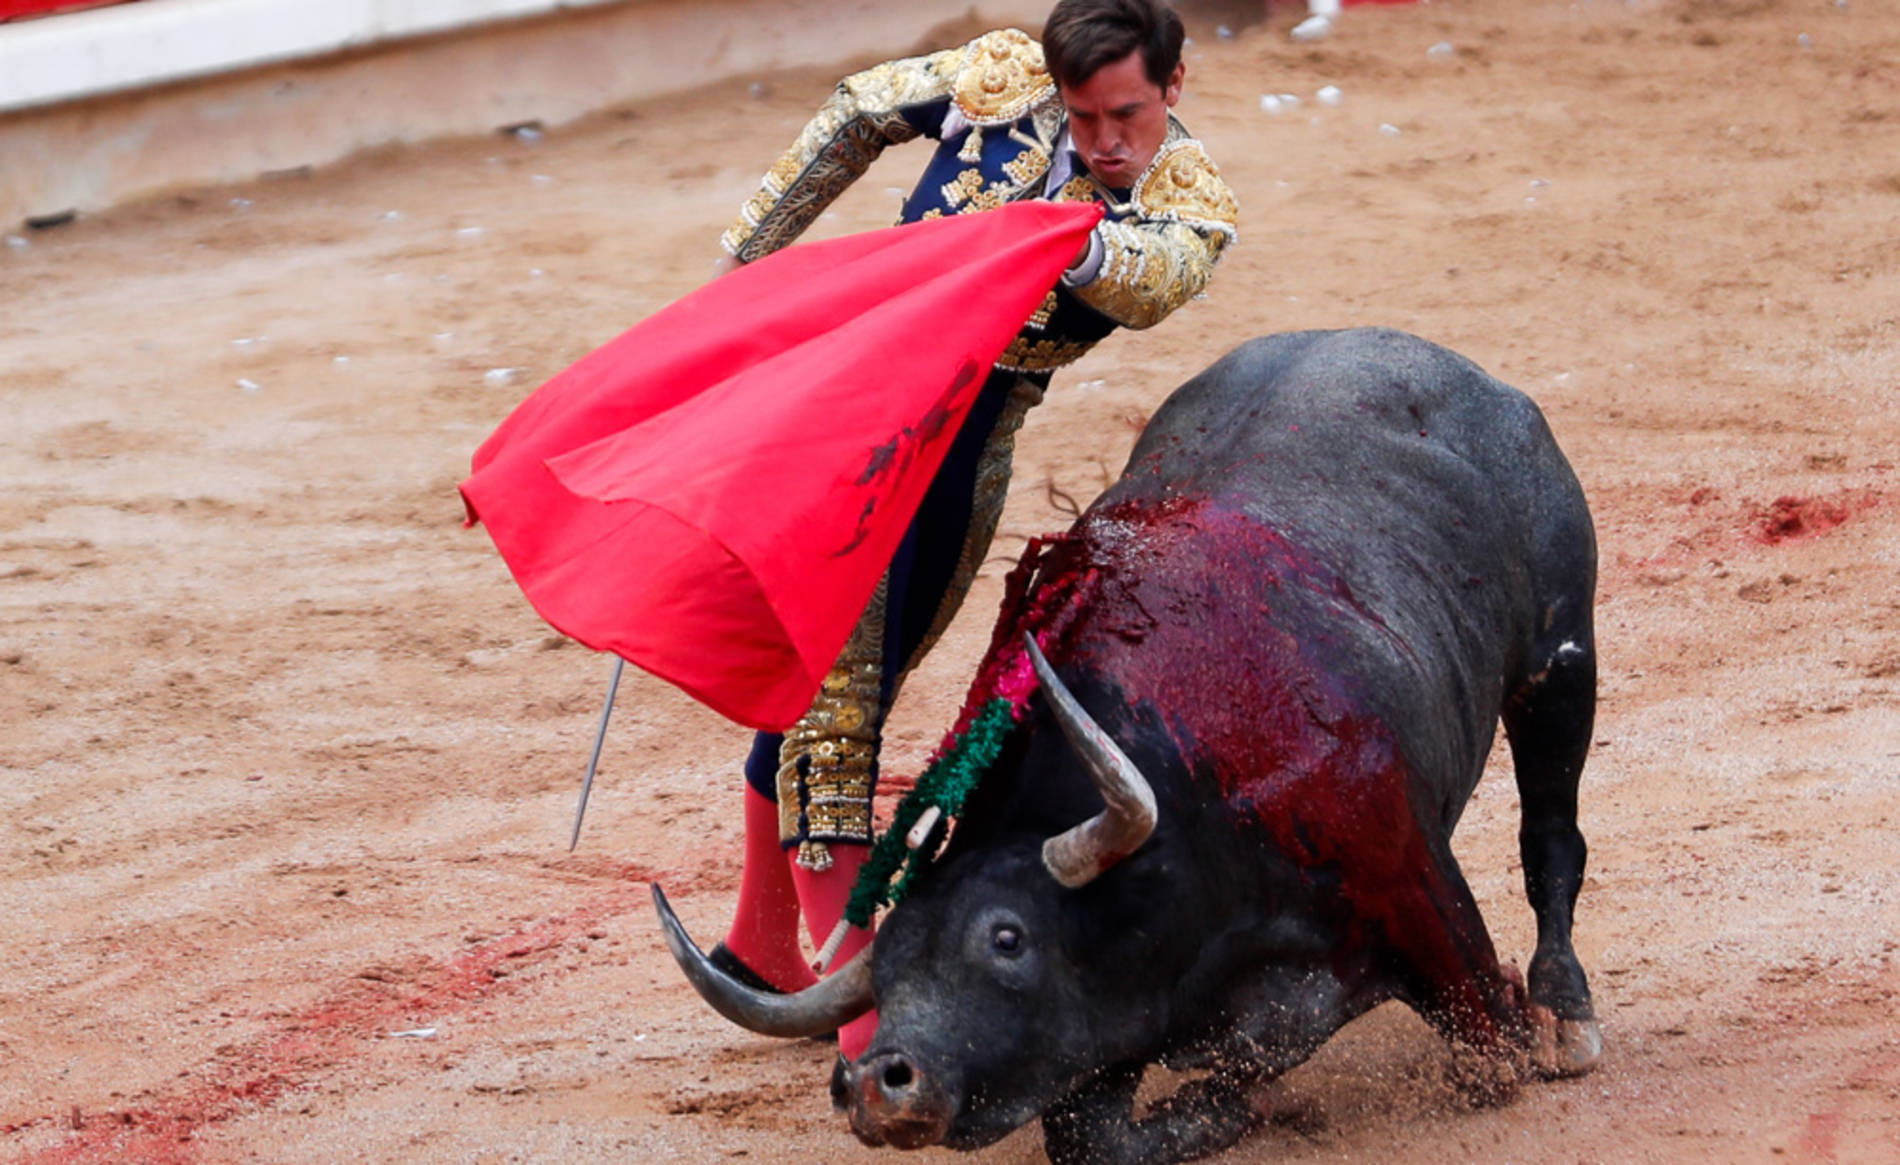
[3,0,1897,1160]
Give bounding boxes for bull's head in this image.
[653,636,1164,1148]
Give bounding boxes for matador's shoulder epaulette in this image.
[1131,139,1240,240]
[951,28,1058,127]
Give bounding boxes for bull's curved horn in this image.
[650,883,874,1038]
[1024,634,1158,888]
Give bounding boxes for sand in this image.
[2,0,1897,1160]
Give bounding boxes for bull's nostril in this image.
[882,1061,914,1090]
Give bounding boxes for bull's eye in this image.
[992,925,1023,955]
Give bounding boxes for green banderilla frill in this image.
[842,695,1018,929]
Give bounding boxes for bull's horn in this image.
[1025,634,1158,888]
[650,883,874,1038]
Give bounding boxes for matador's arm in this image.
[720,49,959,262]
[1066,139,1240,330]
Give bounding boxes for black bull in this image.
[655,328,1604,1163]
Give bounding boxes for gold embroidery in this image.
[953,29,1057,127]
[847,51,962,111]
[964,188,1006,213]
[1055,176,1100,203]
[958,127,987,165]
[1030,100,1067,153]
[1065,138,1235,330]
[779,582,887,867]
[997,334,1100,372]
[940,168,1013,215]
[721,49,955,260]
[1025,289,1059,331]
[941,167,986,208]
[1003,144,1051,187]
[1071,218,1226,330]
[1131,140,1239,239]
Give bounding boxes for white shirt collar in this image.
[1045,127,1079,193]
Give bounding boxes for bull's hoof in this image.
[1528,1006,1603,1078]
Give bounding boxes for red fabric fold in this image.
[461,200,1103,731]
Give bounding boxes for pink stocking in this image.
[791,844,880,1060]
[720,786,818,993]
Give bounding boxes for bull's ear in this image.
[651,884,874,1036]
[1023,634,1158,888]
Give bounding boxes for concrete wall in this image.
[0,0,1051,226]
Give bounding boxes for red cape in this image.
[461,200,1103,731]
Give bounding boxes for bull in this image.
[654,327,1604,1163]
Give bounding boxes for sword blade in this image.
[569,654,625,851]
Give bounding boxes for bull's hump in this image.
[1130,328,1536,474]
[1107,329,1550,569]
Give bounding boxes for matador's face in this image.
[1057,49,1185,191]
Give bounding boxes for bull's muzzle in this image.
[650,883,874,1038]
[844,1050,955,1149]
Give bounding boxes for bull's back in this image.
[1092,328,1593,790]
[1116,329,1567,532]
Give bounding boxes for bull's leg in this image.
[1042,966,1365,1165]
[1382,848,1533,1101]
[1042,1060,1264,1165]
[1501,616,1602,1077]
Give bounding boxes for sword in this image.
[569,654,625,851]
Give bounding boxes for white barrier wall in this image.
[0,0,632,114]
[0,0,1050,225]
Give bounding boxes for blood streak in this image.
[998,493,1506,1030]
[1060,497,1424,859]
[18,881,657,1165]
[1748,490,1879,545]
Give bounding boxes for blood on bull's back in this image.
[1098,326,1595,824]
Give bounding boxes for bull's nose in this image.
[847,1051,951,1150]
[869,1051,918,1095]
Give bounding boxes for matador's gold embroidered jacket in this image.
[721,27,1239,373]
[724,29,1238,867]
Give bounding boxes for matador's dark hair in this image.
[1042,0,1185,91]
